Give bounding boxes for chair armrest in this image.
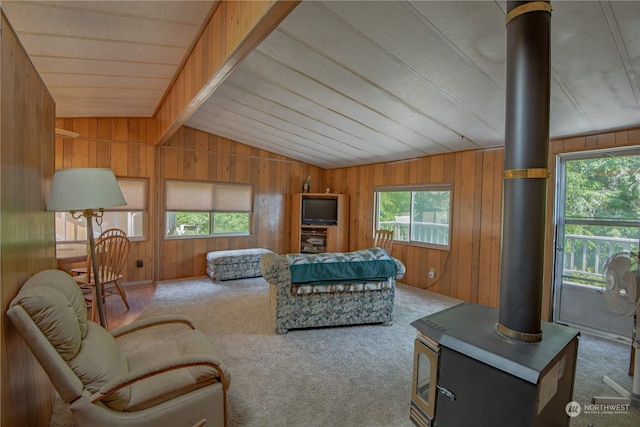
[90,354,226,404]
[261,252,292,293]
[392,257,406,280]
[110,314,196,338]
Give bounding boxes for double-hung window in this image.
[55,177,148,242]
[165,180,253,237]
[375,184,452,249]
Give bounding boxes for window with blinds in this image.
[165,180,253,237]
[55,177,148,241]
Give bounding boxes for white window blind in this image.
[166,180,253,212]
[211,183,253,212]
[104,178,148,211]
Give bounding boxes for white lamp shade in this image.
[47,168,126,211]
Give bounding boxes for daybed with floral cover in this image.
[260,247,406,334]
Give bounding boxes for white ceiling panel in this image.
[3,1,640,168]
[208,85,390,161]
[229,54,432,157]
[551,1,640,132]
[254,31,446,154]
[187,111,364,167]
[322,1,506,133]
[267,2,505,144]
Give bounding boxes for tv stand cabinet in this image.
[291,193,348,253]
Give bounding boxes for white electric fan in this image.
[592,251,640,407]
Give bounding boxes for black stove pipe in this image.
[498,1,552,343]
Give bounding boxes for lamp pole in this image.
[80,209,107,327]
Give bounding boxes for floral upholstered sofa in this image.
[261,247,406,334]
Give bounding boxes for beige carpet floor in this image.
[50,277,639,427]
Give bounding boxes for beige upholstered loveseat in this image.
[261,247,406,334]
[8,269,230,427]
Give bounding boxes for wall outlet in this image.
[428,267,435,279]
[136,259,143,268]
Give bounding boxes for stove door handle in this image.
[436,385,456,401]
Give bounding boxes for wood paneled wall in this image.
[325,149,504,308]
[1,12,57,427]
[53,121,325,282]
[158,126,323,280]
[326,127,640,321]
[54,118,157,284]
[155,0,299,144]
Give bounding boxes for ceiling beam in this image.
[153,0,300,145]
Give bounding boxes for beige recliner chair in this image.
[7,269,229,427]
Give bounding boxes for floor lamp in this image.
[47,168,126,327]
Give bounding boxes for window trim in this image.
[374,184,452,250]
[164,179,254,239]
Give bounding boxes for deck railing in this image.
[562,234,638,286]
[378,221,449,246]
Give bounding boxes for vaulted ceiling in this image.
[3,1,640,168]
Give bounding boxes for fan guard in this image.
[602,252,640,317]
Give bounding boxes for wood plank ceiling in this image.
[4,1,640,169]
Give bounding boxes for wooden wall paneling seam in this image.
[596,132,616,147]
[628,129,640,144]
[456,151,476,301]
[443,153,459,297]
[283,165,293,250]
[257,158,268,249]
[363,164,375,249]
[126,143,139,177]
[615,130,629,146]
[441,155,456,294]
[413,245,427,285]
[268,153,277,249]
[346,167,358,250]
[153,142,163,282]
[563,136,587,152]
[585,134,599,148]
[469,150,485,304]
[479,149,499,305]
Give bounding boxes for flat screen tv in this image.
[302,198,338,225]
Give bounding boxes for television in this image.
[301,197,338,225]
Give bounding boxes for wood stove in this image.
[409,2,582,425]
[410,303,579,426]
